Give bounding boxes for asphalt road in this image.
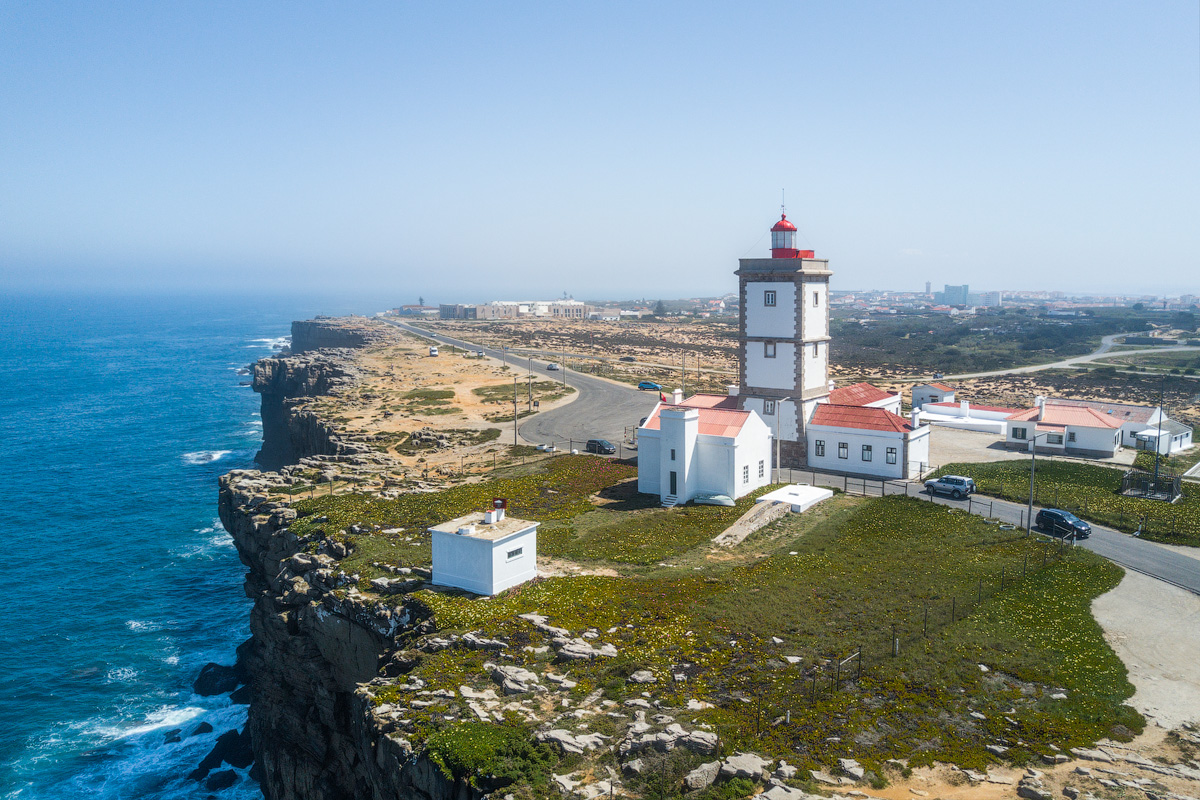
[789,470,1200,595]
[383,320,659,450]
[944,333,1200,380]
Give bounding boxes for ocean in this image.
[0,293,372,799]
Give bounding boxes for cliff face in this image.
[252,350,362,470]
[224,319,481,800]
[291,318,392,354]
[220,472,455,800]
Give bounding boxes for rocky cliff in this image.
[221,318,480,799]
[252,349,364,470]
[219,471,465,800]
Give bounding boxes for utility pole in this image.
[513,377,518,446]
[1152,372,1166,490]
[1025,432,1047,537]
[681,353,686,396]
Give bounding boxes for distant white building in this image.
[430,504,538,596]
[1134,420,1194,456]
[911,382,956,409]
[1006,401,1123,458]
[807,405,931,479]
[637,392,773,507]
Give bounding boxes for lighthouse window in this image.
[763,400,776,415]
[812,342,819,358]
[813,291,819,307]
[764,342,776,358]
[764,290,776,307]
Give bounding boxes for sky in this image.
[1,1,1198,303]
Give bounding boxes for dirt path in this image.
[1093,570,1200,730]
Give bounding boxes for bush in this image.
[425,722,555,788]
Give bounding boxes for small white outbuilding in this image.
[430,503,538,596]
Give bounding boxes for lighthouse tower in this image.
[737,210,832,468]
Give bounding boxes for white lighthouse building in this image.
[737,212,832,467]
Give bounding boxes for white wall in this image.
[745,341,796,390]
[913,386,955,409]
[801,283,828,341]
[733,413,773,498]
[742,397,798,442]
[432,526,539,596]
[801,342,828,394]
[905,427,931,477]
[1067,425,1120,456]
[745,282,796,338]
[807,425,911,480]
[659,407,699,500]
[637,428,661,495]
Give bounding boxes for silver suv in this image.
[924,475,976,499]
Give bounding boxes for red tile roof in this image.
[828,382,897,407]
[641,404,752,438]
[810,403,914,433]
[1007,405,1123,429]
[677,393,740,410]
[928,382,956,392]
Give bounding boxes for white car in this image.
[924,475,976,499]
[546,363,560,371]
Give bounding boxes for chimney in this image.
[828,380,836,392]
[672,388,683,405]
[457,525,475,536]
[911,409,921,428]
[726,385,739,397]
[1035,395,1046,421]
[483,509,497,524]
[960,399,970,418]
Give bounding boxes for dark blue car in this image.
[1036,508,1091,539]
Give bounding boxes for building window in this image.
[930,395,940,403]
[814,440,825,457]
[838,442,848,459]
[1047,433,1064,445]
[1067,432,1076,443]
[743,465,750,484]
[758,460,765,479]
[763,399,776,415]
[764,341,776,358]
[813,291,819,307]
[670,448,676,461]
[506,547,523,561]
[886,447,897,464]
[1013,427,1027,440]
[764,290,776,307]
[812,342,819,359]
[862,445,873,462]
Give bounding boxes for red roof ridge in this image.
[810,403,914,433]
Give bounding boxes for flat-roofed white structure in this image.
[756,484,833,513]
[430,506,538,596]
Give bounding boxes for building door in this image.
[669,471,677,495]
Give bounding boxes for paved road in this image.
[943,333,1200,381]
[781,468,1200,595]
[384,320,659,450]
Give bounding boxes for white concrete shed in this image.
[430,505,538,596]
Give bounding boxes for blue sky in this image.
[2,1,1197,302]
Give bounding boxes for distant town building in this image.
[941,284,970,305]
[981,291,1002,307]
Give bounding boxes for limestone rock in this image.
[538,729,610,755]
[721,752,771,781]
[555,637,618,661]
[628,670,656,684]
[1071,748,1115,763]
[838,758,865,781]
[684,761,721,791]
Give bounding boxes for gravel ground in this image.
[1092,570,1200,730]
[927,426,1137,468]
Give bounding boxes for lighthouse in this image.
[737,211,832,468]
[769,214,815,260]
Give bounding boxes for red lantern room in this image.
[769,213,815,259]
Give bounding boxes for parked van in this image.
[429,346,439,357]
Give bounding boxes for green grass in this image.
[403,495,1138,773]
[1133,447,1200,475]
[425,722,556,790]
[472,381,574,405]
[541,485,776,565]
[288,455,637,577]
[934,460,1200,546]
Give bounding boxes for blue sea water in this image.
[0,293,372,799]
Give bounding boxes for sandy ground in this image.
[928,427,1137,468]
[1093,570,1200,730]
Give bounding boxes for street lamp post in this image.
[513,377,519,446]
[1025,431,1050,537]
[774,397,792,483]
[527,356,534,411]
